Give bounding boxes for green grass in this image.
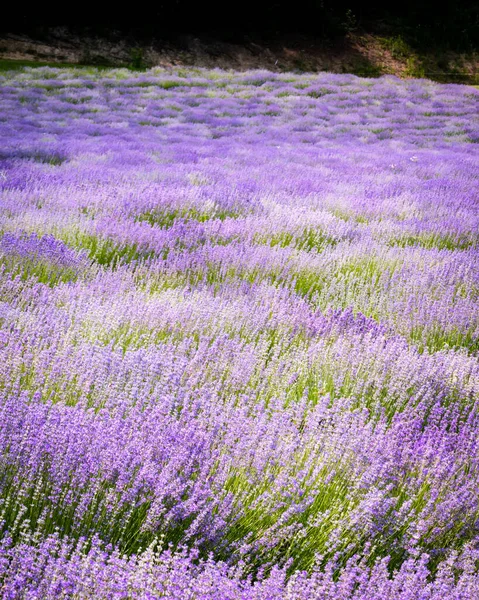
[410,324,479,355]
[0,58,149,74]
[254,228,339,253]
[217,442,357,571]
[388,232,479,251]
[0,59,81,71]
[87,321,177,353]
[0,455,199,557]
[135,207,240,228]
[0,255,82,287]
[65,232,157,267]
[330,208,370,224]
[17,150,67,165]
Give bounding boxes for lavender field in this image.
[0,66,478,598]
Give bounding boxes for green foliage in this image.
[255,228,338,253]
[388,233,479,251]
[128,48,147,71]
[135,206,239,228]
[0,59,79,71]
[71,233,156,267]
[19,150,66,165]
[349,59,382,78]
[341,9,358,34]
[378,36,412,59]
[0,255,81,286]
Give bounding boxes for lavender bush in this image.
[0,65,478,598]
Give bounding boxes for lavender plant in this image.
[0,65,478,597]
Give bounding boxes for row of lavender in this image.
[0,66,478,597]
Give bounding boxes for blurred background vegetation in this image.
[2,1,477,51]
[1,1,477,82]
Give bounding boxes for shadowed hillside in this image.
[1,2,478,83]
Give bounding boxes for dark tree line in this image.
[2,1,478,50]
